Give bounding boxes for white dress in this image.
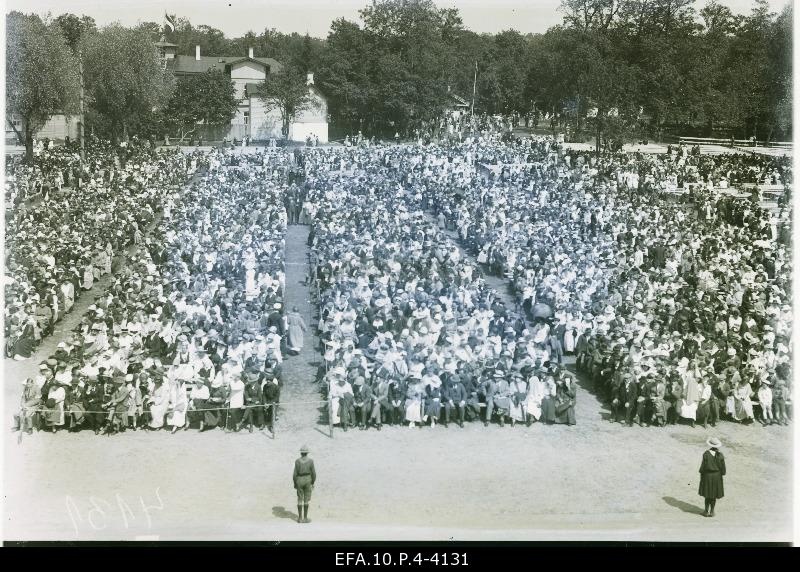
[82,265,94,290]
[563,321,576,353]
[245,269,258,299]
[229,379,245,409]
[404,383,423,422]
[243,249,258,299]
[166,381,188,427]
[525,378,545,420]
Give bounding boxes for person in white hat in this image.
[698,437,725,517]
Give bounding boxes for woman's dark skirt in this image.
[698,472,724,499]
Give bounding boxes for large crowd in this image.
[4,140,190,359]
[8,132,793,436]
[302,136,791,431]
[14,145,297,435]
[424,137,792,429]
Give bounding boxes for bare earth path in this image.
[276,224,327,436]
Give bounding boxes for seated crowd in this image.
[302,136,791,431]
[10,134,793,437]
[420,137,792,429]
[306,148,578,431]
[16,149,292,435]
[5,140,190,360]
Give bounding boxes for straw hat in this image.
[300,444,309,454]
[706,437,722,449]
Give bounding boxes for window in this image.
[243,111,250,126]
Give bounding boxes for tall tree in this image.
[54,13,97,52]
[83,24,174,141]
[161,69,239,142]
[257,65,314,138]
[5,12,80,162]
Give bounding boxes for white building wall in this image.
[244,85,329,142]
[249,97,284,140]
[229,61,267,100]
[5,114,79,143]
[290,88,328,142]
[289,122,328,143]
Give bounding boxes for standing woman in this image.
[285,306,308,355]
[698,437,726,517]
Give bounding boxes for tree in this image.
[54,13,97,52]
[161,70,239,142]
[257,65,314,138]
[83,24,174,141]
[5,12,80,162]
[318,19,372,135]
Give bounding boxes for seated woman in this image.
[404,375,424,428]
[524,371,545,426]
[508,373,527,427]
[553,375,577,425]
[204,376,228,430]
[727,377,755,424]
[147,377,169,430]
[19,378,41,433]
[44,379,67,433]
[67,378,87,432]
[540,373,557,424]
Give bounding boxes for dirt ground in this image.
[3,362,793,542]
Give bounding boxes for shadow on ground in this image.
[663,496,705,516]
[272,506,299,521]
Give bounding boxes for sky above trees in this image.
[6,0,789,38]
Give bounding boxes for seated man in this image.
[387,377,405,425]
[241,367,265,432]
[442,375,467,428]
[329,376,354,431]
[353,377,374,430]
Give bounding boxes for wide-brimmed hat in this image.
[706,437,722,449]
[300,444,309,454]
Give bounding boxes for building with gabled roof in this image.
[159,40,327,143]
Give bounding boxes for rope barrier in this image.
[22,399,331,416]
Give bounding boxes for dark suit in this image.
[443,382,468,425]
[354,383,374,427]
[620,380,639,425]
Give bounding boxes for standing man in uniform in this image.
[293,444,316,523]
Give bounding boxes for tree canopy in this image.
[5,12,80,161]
[161,69,239,142]
[6,0,793,144]
[82,24,174,141]
[257,65,315,138]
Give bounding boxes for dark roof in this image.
[168,55,283,75]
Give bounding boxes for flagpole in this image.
[470,60,477,124]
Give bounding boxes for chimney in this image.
[306,72,314,86]
[195,45,201,61]
[248,46,254,58]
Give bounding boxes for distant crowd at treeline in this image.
[7,0,792,158]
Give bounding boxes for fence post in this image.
[271,403,276,440]
[329,397,334,439]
